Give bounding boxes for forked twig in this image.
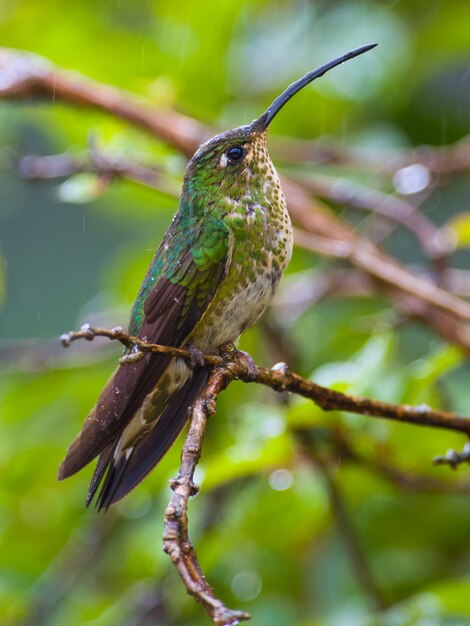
[433,443,470,469]
[60,325,470,624]
[163,366,250,626]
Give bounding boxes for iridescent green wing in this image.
[135,213,230,342]
[59,213,231,478]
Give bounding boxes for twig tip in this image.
[60,333,71,347]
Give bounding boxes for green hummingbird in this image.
[58,44,376,509]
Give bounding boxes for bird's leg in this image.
[185,344,207,369]
[219,342,259,381]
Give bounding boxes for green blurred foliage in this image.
[1,1,470,625]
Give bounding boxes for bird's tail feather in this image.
[88,368,208,511]
[86,441,115,507]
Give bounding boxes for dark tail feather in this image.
[95,451,132,511]
[90,368,208,511]
[86,441,116,507]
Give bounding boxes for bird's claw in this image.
[219,344,258,381]
[219,342,237,359]
[186,344,206,369]
[236,349,259,381]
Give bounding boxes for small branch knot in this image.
[80,323,94,339]
[119,348,144,364]
[169,476,200,496]
[60,333,71,347]
[213,607,252,626]
[433,442,470,469]
[271,361,289,375]
[164,505,180,520]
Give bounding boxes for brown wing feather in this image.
[90,368,209,510]
[58,243,229,481]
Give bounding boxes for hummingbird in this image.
[58,44,376,510]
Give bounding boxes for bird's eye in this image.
[226,145,245,162]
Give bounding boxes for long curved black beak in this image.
[251,43,377,132]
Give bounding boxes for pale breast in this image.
[197,263,279,351]
[191,208,293,353]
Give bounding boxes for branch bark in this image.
[163,366,250,626]
[62,325,470,436]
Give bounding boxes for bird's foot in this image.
[237,350,259,381]
[434,442,470,469]
[219,343,259,381]
[186,344,206,369]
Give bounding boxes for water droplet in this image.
[269,469,294,491]
[393,164,430,195]
[231,571,262,601]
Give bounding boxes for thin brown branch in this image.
[433,443,470,469]
[292,173,453,262]
[386,291,470,359]
[279,180,470,352]
[275,268,470,325]
[62,325,470,437]
[271,135,470,176]
[292,224,470,324]
[162,366,250,626]
[311,452,388,609]
[60,324,221,366]
[0,48,207,157]
[18,143,181,198]
[259,365,470,434]
[442,269,470,298]
[274,268,470,360]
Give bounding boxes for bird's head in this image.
[183,44,377,213]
